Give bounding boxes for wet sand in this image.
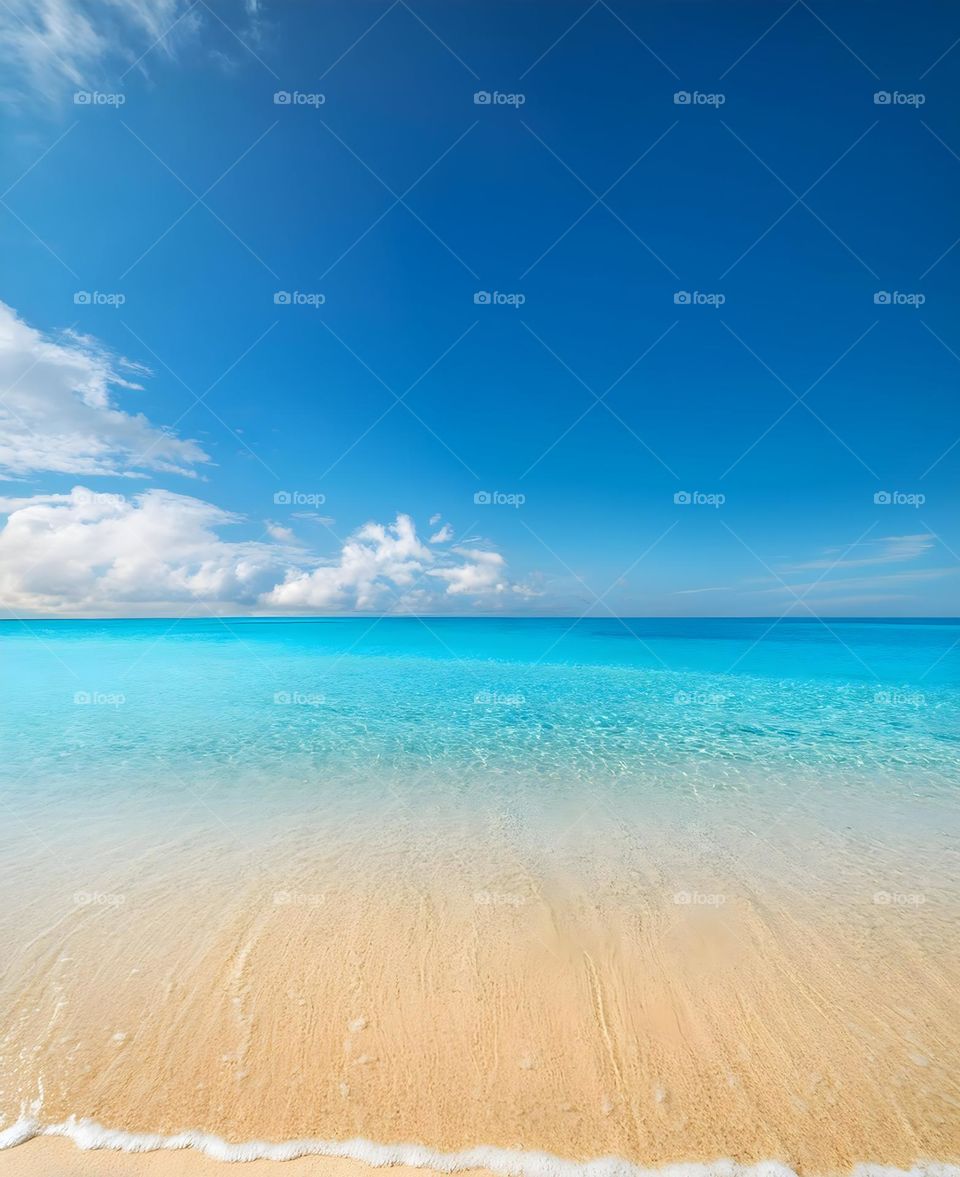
[1,844,958,1177]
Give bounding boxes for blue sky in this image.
[0,0,958,616]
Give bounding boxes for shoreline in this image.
[2,1122,959,1177]
[3,846,958,1175]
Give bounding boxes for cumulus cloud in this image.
[0,302,207,478]
[264,513,513,611]
[0,494,525,616]
[0,486,291,615]
[428,547,506,596]
[0,303,528,616]
[263,514,432,611]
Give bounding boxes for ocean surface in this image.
[4,615,959,783]
[2,617,958,861]
[1,617,958,1172]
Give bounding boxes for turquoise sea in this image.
[2,616,958,881]
[3,616,959,777]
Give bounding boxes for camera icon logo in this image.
[273,691,291,705]
[274,291,292,305]
[673,291,691,305]
[274,91,292,104]
[873,291,891,305]
[474,91,492,105]
[473,291,491,305]
[74,90,92,104]
[673,491,691,505]
[474,491,492,505]
[274,491,292,505]
[873,491,891,505]
[73,291,91,305]
[874,91,891,105]
[73,691,92,704]
[673,91,691,104]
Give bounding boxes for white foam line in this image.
[0,1117,957,1177]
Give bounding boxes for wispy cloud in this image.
[782,534,935,573]
[0,0,198,101]
[0,301,208,478]
[674,585,734,595]
[750,567,956,598]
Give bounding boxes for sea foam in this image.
[0,1117,958,1177]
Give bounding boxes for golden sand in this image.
[1,842,958,1177]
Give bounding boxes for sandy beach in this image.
[2,621,958,1177]
[1,847,958,1176]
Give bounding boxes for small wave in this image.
[0,1117,958,1177]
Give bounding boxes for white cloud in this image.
[257,515,522,611]
[0,302,207,478]
[0,304,529,616]
[783,534,935,573]
[428,547,506,596]
[0,493,525,616]
[291,512,335,526]
[750,567,956,598]
[0,486,290,615]
[0,0,194,101]
[264,515,526,609]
